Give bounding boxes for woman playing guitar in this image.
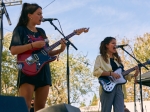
[9,3,66,112]
[93,37,139,112]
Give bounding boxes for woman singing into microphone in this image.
[9,3,66,112]
[93,37,139,112]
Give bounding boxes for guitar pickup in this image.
[34,54,39,60]
[26,56,36,65]
[41,50,47,55]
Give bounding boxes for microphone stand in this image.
[0,1,11,94]
[134,81,137,112]
[49,20,78,104]
[120,46,149,112]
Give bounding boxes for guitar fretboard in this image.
[122,61,149,76]
[122,67,135,76]
[45,32,76,52]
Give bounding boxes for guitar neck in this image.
[122,61,148,76]
[45,32,76,52]
[122,67,135,76]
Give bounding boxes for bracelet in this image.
[110,72,111,76]
[30,43,33,49]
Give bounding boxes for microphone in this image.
[42,18,57,22]
[116,44,128,48]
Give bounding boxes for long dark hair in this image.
[14,3,47,39]
[100,37,121,63]
[15,3,42,29]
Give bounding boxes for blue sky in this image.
[4,0,150,64]
[3,0,150,106]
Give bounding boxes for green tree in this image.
[132,33,150,101]
[48,53,93,105]
[117,34,150,102]
[133,33,150,71]
[1,32,18,96]
[80,101,86,107]
[90,93,98,106]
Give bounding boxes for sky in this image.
[4,0,150,65]
[3,0,150,107]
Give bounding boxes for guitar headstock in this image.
[74,28,89,35]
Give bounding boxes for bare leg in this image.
[34,85,50,112]
[19,83,35,112]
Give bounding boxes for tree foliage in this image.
[80,101,86,107]
[1,32,18,96]
[90,93,98,106]
[48,53,93,105]
[132,33,150,101]
[117,34,150,102]
[133,33,150,70]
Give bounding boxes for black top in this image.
[10,26,47,47]
[9,26,52,89]
[110,58,124,71]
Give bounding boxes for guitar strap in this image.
[37,28,47,39]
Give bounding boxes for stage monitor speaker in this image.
[37,103,81,112]
[0,95,28,112]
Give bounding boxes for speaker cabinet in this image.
[37,103,81,112]
[0,95,28,112]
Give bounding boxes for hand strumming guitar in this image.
[31,40,46,48]
[111,72,121,79]
[133,66,139,84]
[134,66,139,77]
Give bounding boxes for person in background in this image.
[124,105,130,112]
[93,37,139,112]
[30,98,34,112]
[9,3,66,112]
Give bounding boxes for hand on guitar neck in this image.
[133,66,139,84]
[59,38,66,52]
[48,38,66,56]
[134,66,139,77]
[99,60,149,92]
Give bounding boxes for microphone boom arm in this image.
[120,47,148,70]
[49,21,77,50]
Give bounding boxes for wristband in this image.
[31,43,33,49]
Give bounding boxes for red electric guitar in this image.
[17,28,89,76]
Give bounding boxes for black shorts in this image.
[17,65,52,90]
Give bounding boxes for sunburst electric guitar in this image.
[98,60,150,92]
[17,28,89,76]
